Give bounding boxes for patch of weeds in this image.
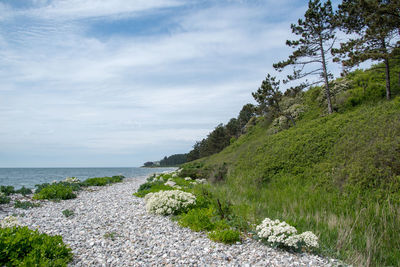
[133,183,174,198]
[178,208,215,232]
[62,209,74,218]
[0,226,73,265]
[104,231,119,241]
[33,183,77,200]
[0,186,15,196]
[14,200,40,210]
[0,194,11,204]
[12,213,26,217]
[80,175,124,187]
[208,229,241,244]
[15,186,33,196]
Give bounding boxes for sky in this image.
[0,0,343,167]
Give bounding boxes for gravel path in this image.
[0,176,340,266]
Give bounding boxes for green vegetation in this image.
[0,186,16,196]
[0,194,10,204]
[208,229,241,245]
[0,226,73,266]
[62,209,74,218]
[133,181,174,198]
[30,175,125,201]
[33,183,77,201]
[15,186,33,196]
[14,200,40,210]
[80,175,124,186]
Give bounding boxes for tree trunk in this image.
[382,39,391,100]
[320,37,333,114]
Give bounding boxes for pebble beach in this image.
[0,176,340,266]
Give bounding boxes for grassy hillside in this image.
[184,80,400,266]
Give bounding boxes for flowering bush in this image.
[144,190,196,215]
[0,216,20,228]
[256,217,319,250]
[64,177,80,183]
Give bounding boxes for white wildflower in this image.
[298,231,319,248]
[144,190,196,215]
[64,177,80,183]
[256,217,318,250]
[184,177,192,181]
[1,215,20,228]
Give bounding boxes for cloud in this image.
[0,0,312,166]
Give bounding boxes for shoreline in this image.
[1,175,338,266]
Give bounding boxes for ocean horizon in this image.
[0,167,176,189]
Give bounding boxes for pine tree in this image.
[273,0,336,114]
[334,0,400,100]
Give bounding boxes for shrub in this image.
[80,175,124,187]
[33,183,77,200]
[0,186,15,196]
[134,183,174,198]
[14,200,40,210]
[178,208,215,232]
[144,190,196,215]
[0,193,11,204]
[62,209,74,218]
[0,226,73,266]
[208,229,240,244]
[256,217,319,250]
[15,186,32,196]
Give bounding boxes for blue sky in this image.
[0,0,342,167]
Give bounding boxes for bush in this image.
[0,193,11,204]
[208,229,240,244]
[134,182,174,198]
[256,217,319,251]
[80,175,124,187]
[15,186,32,196]
[144,190,196,215]
[33,183,77,200]
[0,186,15,196]
[14,200,40,210]
[0,226,73,266]
[178,208,215,232]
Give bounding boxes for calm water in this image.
[0,167,176,189]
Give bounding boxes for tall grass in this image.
[193,99,400,266]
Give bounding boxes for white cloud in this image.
[0,0,310,166]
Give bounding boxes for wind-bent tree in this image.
[334,0,400,100]
[273,0,336,114]
[252,74,296,126]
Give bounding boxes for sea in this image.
[0,167,176,189]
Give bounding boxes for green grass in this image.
[187,99,400,267]
[33,183,77,201]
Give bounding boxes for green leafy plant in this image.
[103,231,119,241]
[15,186,33,196]
[62,209,74,218]
[0,186,15,196]
[0,194,11,204]
[14,200,40,210]
[208,229,241,244]
[178,208,215,232]
[0,226,73,266]
[80,175,124,186]
[33,183,77,200]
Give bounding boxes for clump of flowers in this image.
[256,217,319,250]
[1,215,20,228]
[64,177,80,183]
[144,190,196,215]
